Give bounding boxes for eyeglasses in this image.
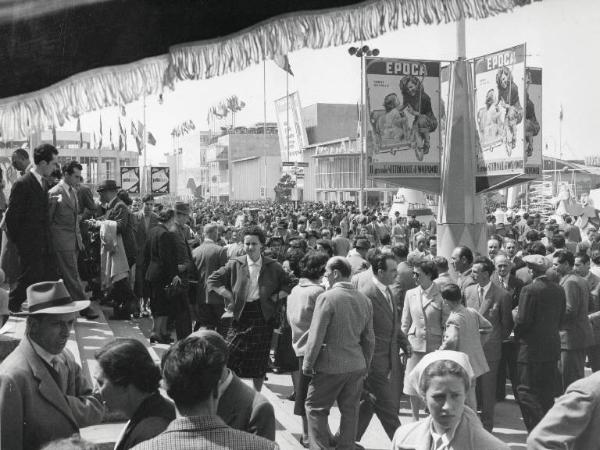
[412,272,421,278]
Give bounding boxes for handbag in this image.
[164,281,185,299]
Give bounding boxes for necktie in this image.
[50,356,65,390]
[478,286,484,307]
[386,287,394,312]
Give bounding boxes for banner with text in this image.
[474,44,526,176]
[120,166,140,193]
[366,57,442,179]
[151,166,170,194]
[524,67,542,177]
[274,91,309,162]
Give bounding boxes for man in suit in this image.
[464,256,513,432]
[96,180,137,318]
[527,370,600,450]
[134,194,158,315]
[48,161,98,320]
[346,238,370,275]
[492,254,524,401]
[5,144,59,312]
[356,253,408,442]
[552,249,594,391]
[0,280,104,450]
[192,330,275,440]
[451,245,476,294]
[131,334,277,450]
[192,223,228,330]
[514,254,565,432]
[574,252,600,372]
[303,257,375,450]
[433,255,453,290]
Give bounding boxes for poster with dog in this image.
[365,57,441,179]
[474,44,526,176]
[524,67,542,176]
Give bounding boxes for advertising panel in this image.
[274,91,309,162]
[474,44,526,176]
[366,57,441,179]
[150,166,170,194]
[524,67,542,176]
[120,166,140,193]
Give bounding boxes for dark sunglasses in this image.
[412,272,421,278]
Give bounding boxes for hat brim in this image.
[22,300,91,316]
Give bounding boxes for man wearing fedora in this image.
[0,280,105,450]
[96,180,138,319]
[5,144,60,312]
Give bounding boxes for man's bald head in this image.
[494,254,511,278]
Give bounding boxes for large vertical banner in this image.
[274,91,309,162]
[474,44,526,176]
[120,166,140,193]
[525,67,542,176]
[366,58,441,178]
[151,166,170,194]
[439,64,451,156]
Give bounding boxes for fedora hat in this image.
[175,202,191,215]
[97,179,120,192]
[23,280,90,315]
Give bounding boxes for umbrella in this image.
[0,0,537,138]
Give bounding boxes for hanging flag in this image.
[131,121,142,154]
[120,105,127,117]
[98,115,103,149]
[119,119,127,151]
[273,54,294,76]
[76,116,83,148]
[147,132,157,146]
[559,105,563,121]
[356,102,361,139]
[110,128,115,150]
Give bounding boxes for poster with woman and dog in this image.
[365,57,441,179]
[474,44,526,176]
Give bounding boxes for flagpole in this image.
[263,55,267,200]
[359,50,364,211]
[286,72,290,162]
[143,92,148,195]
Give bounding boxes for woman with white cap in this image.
[391,350,509,450]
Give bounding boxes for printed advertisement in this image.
[120,166,140,193]
[150,166,170,194]
[474,44,526,176]
[524,67,542,176]
[274,91,309,162]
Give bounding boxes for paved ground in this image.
[72,307,527,449]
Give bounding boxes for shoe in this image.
[287,391,296,401]
[140,309,150,318]
[299,436,309,448]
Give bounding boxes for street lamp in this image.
[348,44,379,210]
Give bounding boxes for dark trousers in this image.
[588,344,600,372]
[110,277,138,318]
[560,348,586,392]
[195,303,225,331]
[174,287,192,340]
[356,370,400,441]
[306,369,366,450]
[476,359,500,432]
[496,341,519,400]
[516,361,557,432]
[9,247,55,311]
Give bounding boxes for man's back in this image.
[560,273,594,350]
[193,240,228,304]
[131,416,278,450]
[515,276,565,362]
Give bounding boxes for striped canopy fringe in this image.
[0,0,536,139]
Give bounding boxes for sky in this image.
[73,0,599,165]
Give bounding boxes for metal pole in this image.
[359,53,365,211]
[263,58,268,200]
[142,93,148,195]
[286,73,290,162]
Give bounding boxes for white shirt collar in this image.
[429,417,460,448]
[218,368,234,398]
[246,255,262,267]
[372,276,389,297]
[29,337,60,366]
[420,283,435,295]
[479,280,493,297]
[30,167,44,188]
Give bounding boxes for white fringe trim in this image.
[0,0,533,139]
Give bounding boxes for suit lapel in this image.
[480,284,495,315]
[23,340,78,428]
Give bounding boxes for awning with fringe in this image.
[0,0,539,139]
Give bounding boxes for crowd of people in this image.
[1,143,600,449]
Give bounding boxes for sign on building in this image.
[474,44,527,177]
[274,91,309,162]
[151,166,170,194]
[365,57,442,179]
[120,166,140,193]
[524,67,542,177]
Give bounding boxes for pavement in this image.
[3,301,528,449]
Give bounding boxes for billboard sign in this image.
[474,44,526,176]
[120,166,140,193]
[365,57,442,179]
[274,91,309,162]
[150,166,170,194]
[524,67,542,177]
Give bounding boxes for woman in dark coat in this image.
[95,339,175,450]
[207,225,292,391]
[144,209,180,343]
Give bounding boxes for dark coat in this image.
[105,196,137,265]
[217,372,275,441]
[134,211,159,295]
[207,255,292,322]
[5,171,50,254]
[114,392,175,450]
[144,224,178,285]
[515,275,566,363]
[192,239,228,305]
[358,278,408,375]
[560,273,594,350]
